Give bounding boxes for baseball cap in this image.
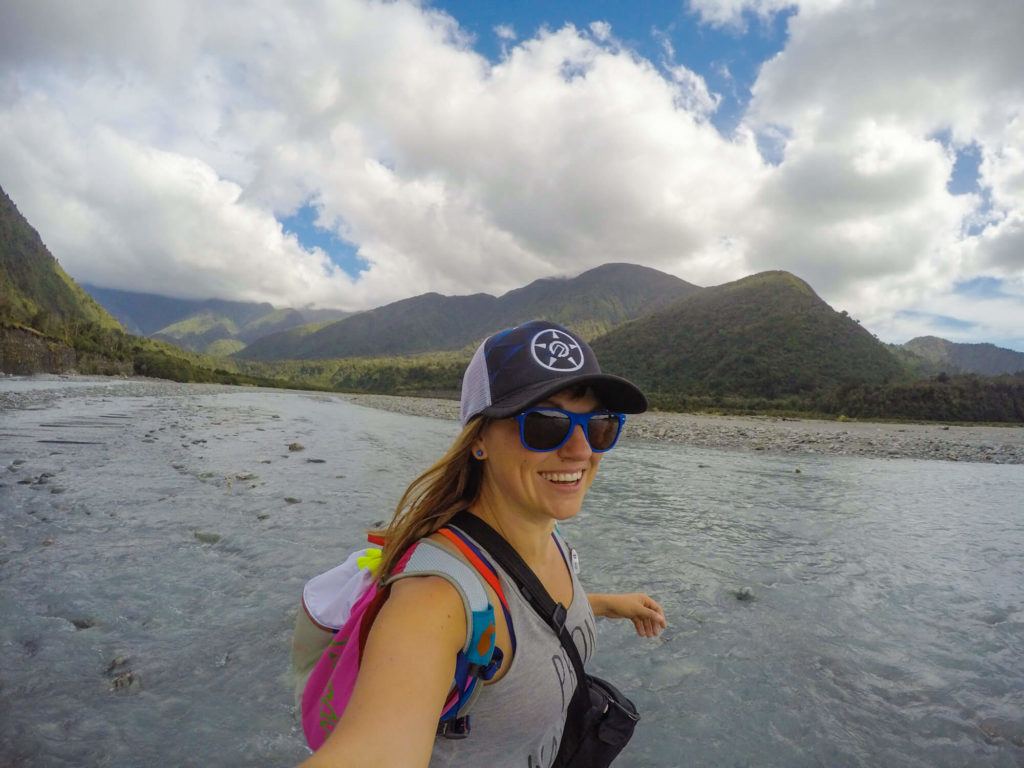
[460,320,647,426]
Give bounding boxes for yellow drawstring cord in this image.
[357,548,382,575]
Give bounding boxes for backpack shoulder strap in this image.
[385,538,507,729]
[385,539,494,664]
[438,525,518,656]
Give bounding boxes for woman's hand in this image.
[588,593,667,638]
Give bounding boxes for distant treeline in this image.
[232,353,467,398]
[815,373,1024,422]
[646,373,1024,423]
[1,315,319,391]
[7,313,1024,423]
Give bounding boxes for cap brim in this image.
[479,373,648,419]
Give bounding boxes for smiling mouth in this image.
[539,469,584,486]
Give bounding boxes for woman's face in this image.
[474,387,605,525]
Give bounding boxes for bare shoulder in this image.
[384,572,466,635]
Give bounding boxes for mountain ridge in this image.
[238,262,701,360]
[903,335,1024,376]
[81,283,351,354]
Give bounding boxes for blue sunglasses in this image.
[514,407,626,452]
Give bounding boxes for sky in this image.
[1,0,1022,351]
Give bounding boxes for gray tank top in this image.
[429,531,597,768]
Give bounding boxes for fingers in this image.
[631,594,667,637]
[631,615,662,638]
[642,595,667,621]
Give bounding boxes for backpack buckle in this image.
[438,715,471,739]
[551,603,567,633]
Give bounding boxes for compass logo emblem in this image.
[530,328,584,372]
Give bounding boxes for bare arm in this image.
[299,575,466,768]
[588,592,667,638]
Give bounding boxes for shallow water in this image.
[1,380,1022,767]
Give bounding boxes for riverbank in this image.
[2,375,1021,463]
[337,392,1024,464]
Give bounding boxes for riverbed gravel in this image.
[337,392,1024,465]
[2,376,1021,464]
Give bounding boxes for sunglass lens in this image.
[587,414,620,451]
[522,411,571,450]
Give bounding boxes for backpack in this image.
[292,526,516,750]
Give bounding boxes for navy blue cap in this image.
[460,320,647,425]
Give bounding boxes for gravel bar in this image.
[2,377,1020,464]
[338,392,1024,465]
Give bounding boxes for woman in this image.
[300,320,666,768]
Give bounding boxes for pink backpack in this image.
[298,526,515,750]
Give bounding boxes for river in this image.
[1,378,1022,766]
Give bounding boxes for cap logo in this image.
[530,328,584,372]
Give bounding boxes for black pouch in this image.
[555,674,640,767]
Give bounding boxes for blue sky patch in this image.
[897,309,977,332]
[279,202,368,278]
[954,276,1008,300]
[949,142,982,197]
[931,130,993,235]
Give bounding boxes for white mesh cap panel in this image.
[460,339,491,426]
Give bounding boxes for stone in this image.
[110,670,141,693]
[106,655,130,673]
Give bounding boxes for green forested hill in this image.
[0,187,122,334]
[239,262,699,360]
[0,185,309,388]
[592,271,906,404]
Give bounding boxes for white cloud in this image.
[0,95,361,306]
[494,24,517,41]
[0,0,1021,349]
[0,0,755,311]
[589,21,612,42]
[729,0,1024,346]
[688,0,843,28]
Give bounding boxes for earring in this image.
[475,449,484,458]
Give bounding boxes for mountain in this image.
[239,263,700,360]
[0,188,121,334]
[592,271,905,401]
[903,336,1024,376]
[81,284,351,355]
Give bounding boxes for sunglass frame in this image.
[513,407,627,453]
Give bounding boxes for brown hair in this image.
[372,417,490,579]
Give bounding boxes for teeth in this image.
[540,471,583,483]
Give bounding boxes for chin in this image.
[547,503,584,522]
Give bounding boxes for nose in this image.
[558,424,592,458]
